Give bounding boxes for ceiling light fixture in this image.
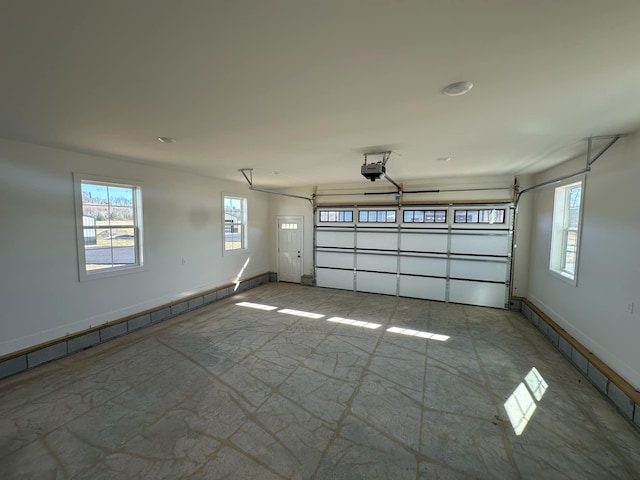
[437,156,452,162]
[442,81,473,96]
[157,136,176,143]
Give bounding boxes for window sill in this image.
[79,264,146,282]
[548,268,578,286]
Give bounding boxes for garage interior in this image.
[1,1,640,478]
[1,283,638,478]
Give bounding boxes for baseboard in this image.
[0,272,276,380]
[519,298,640,431]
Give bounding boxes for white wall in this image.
[528,133,640,389]
[0,139,270,356]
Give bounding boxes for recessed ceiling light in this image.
[157,136,176,143]
[437,156,452,162]
[442,81,473,96]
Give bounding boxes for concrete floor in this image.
[1,283,639,479]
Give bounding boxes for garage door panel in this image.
[450,234,509,256]
[316,268,353,290]
[356,271,396,295]
[400,233,448,252]
[450,259,508,282]
[449,280,505,309]
[317,250,354,269]
[399,256,447,277]
[356,231,397,250]
[399,276,446,301]
[357,253,396,273]
[316,205,512,309]
[317,231,354,248]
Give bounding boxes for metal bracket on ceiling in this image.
[515,133,627,206]
[363,150,392,166]
[238,168,314,206]
[239,167,254,186]
[585,134,627,167]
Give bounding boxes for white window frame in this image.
[73,173,144,281]
[223,194,248,253]
[549,178,584,285]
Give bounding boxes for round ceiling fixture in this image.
[157,136,176,143]
[442,81,473,96]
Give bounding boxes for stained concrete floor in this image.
[1,283,639,479]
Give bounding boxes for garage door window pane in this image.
[359,210,397,223]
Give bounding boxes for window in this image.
[403,209,447,223]
[224,195,247,251]
[74,174,143,279]
[454,209,505,224]
[434,210,446,223]
[549,180,583,282]
[319,210,353,222]
[358,210,396,223]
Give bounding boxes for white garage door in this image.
[315,205,512,309]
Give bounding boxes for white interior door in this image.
[278,216,303,283]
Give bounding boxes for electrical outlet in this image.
[626,302,634,314]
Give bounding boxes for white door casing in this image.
[277,216,303,283]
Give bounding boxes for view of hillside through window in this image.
[81,181,139,271]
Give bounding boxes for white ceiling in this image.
[2,1,640,188]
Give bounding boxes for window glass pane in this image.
[224,196,246,251]
[568,186,581,228]
[550,181,582,281]
[435,211,446,223]
[82,183,108,205]
[413,211,424,222]
[424,210,435,222]
[112,227,136,264]
[80,180,140,274]
[357,210,397,222]
[109,205,134,223]
[403,211,414,222]
[320,210,353,223]
[108,186,133,206]
[455,210,467,223]
[467,210,479,223]
[84,204,109,223]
